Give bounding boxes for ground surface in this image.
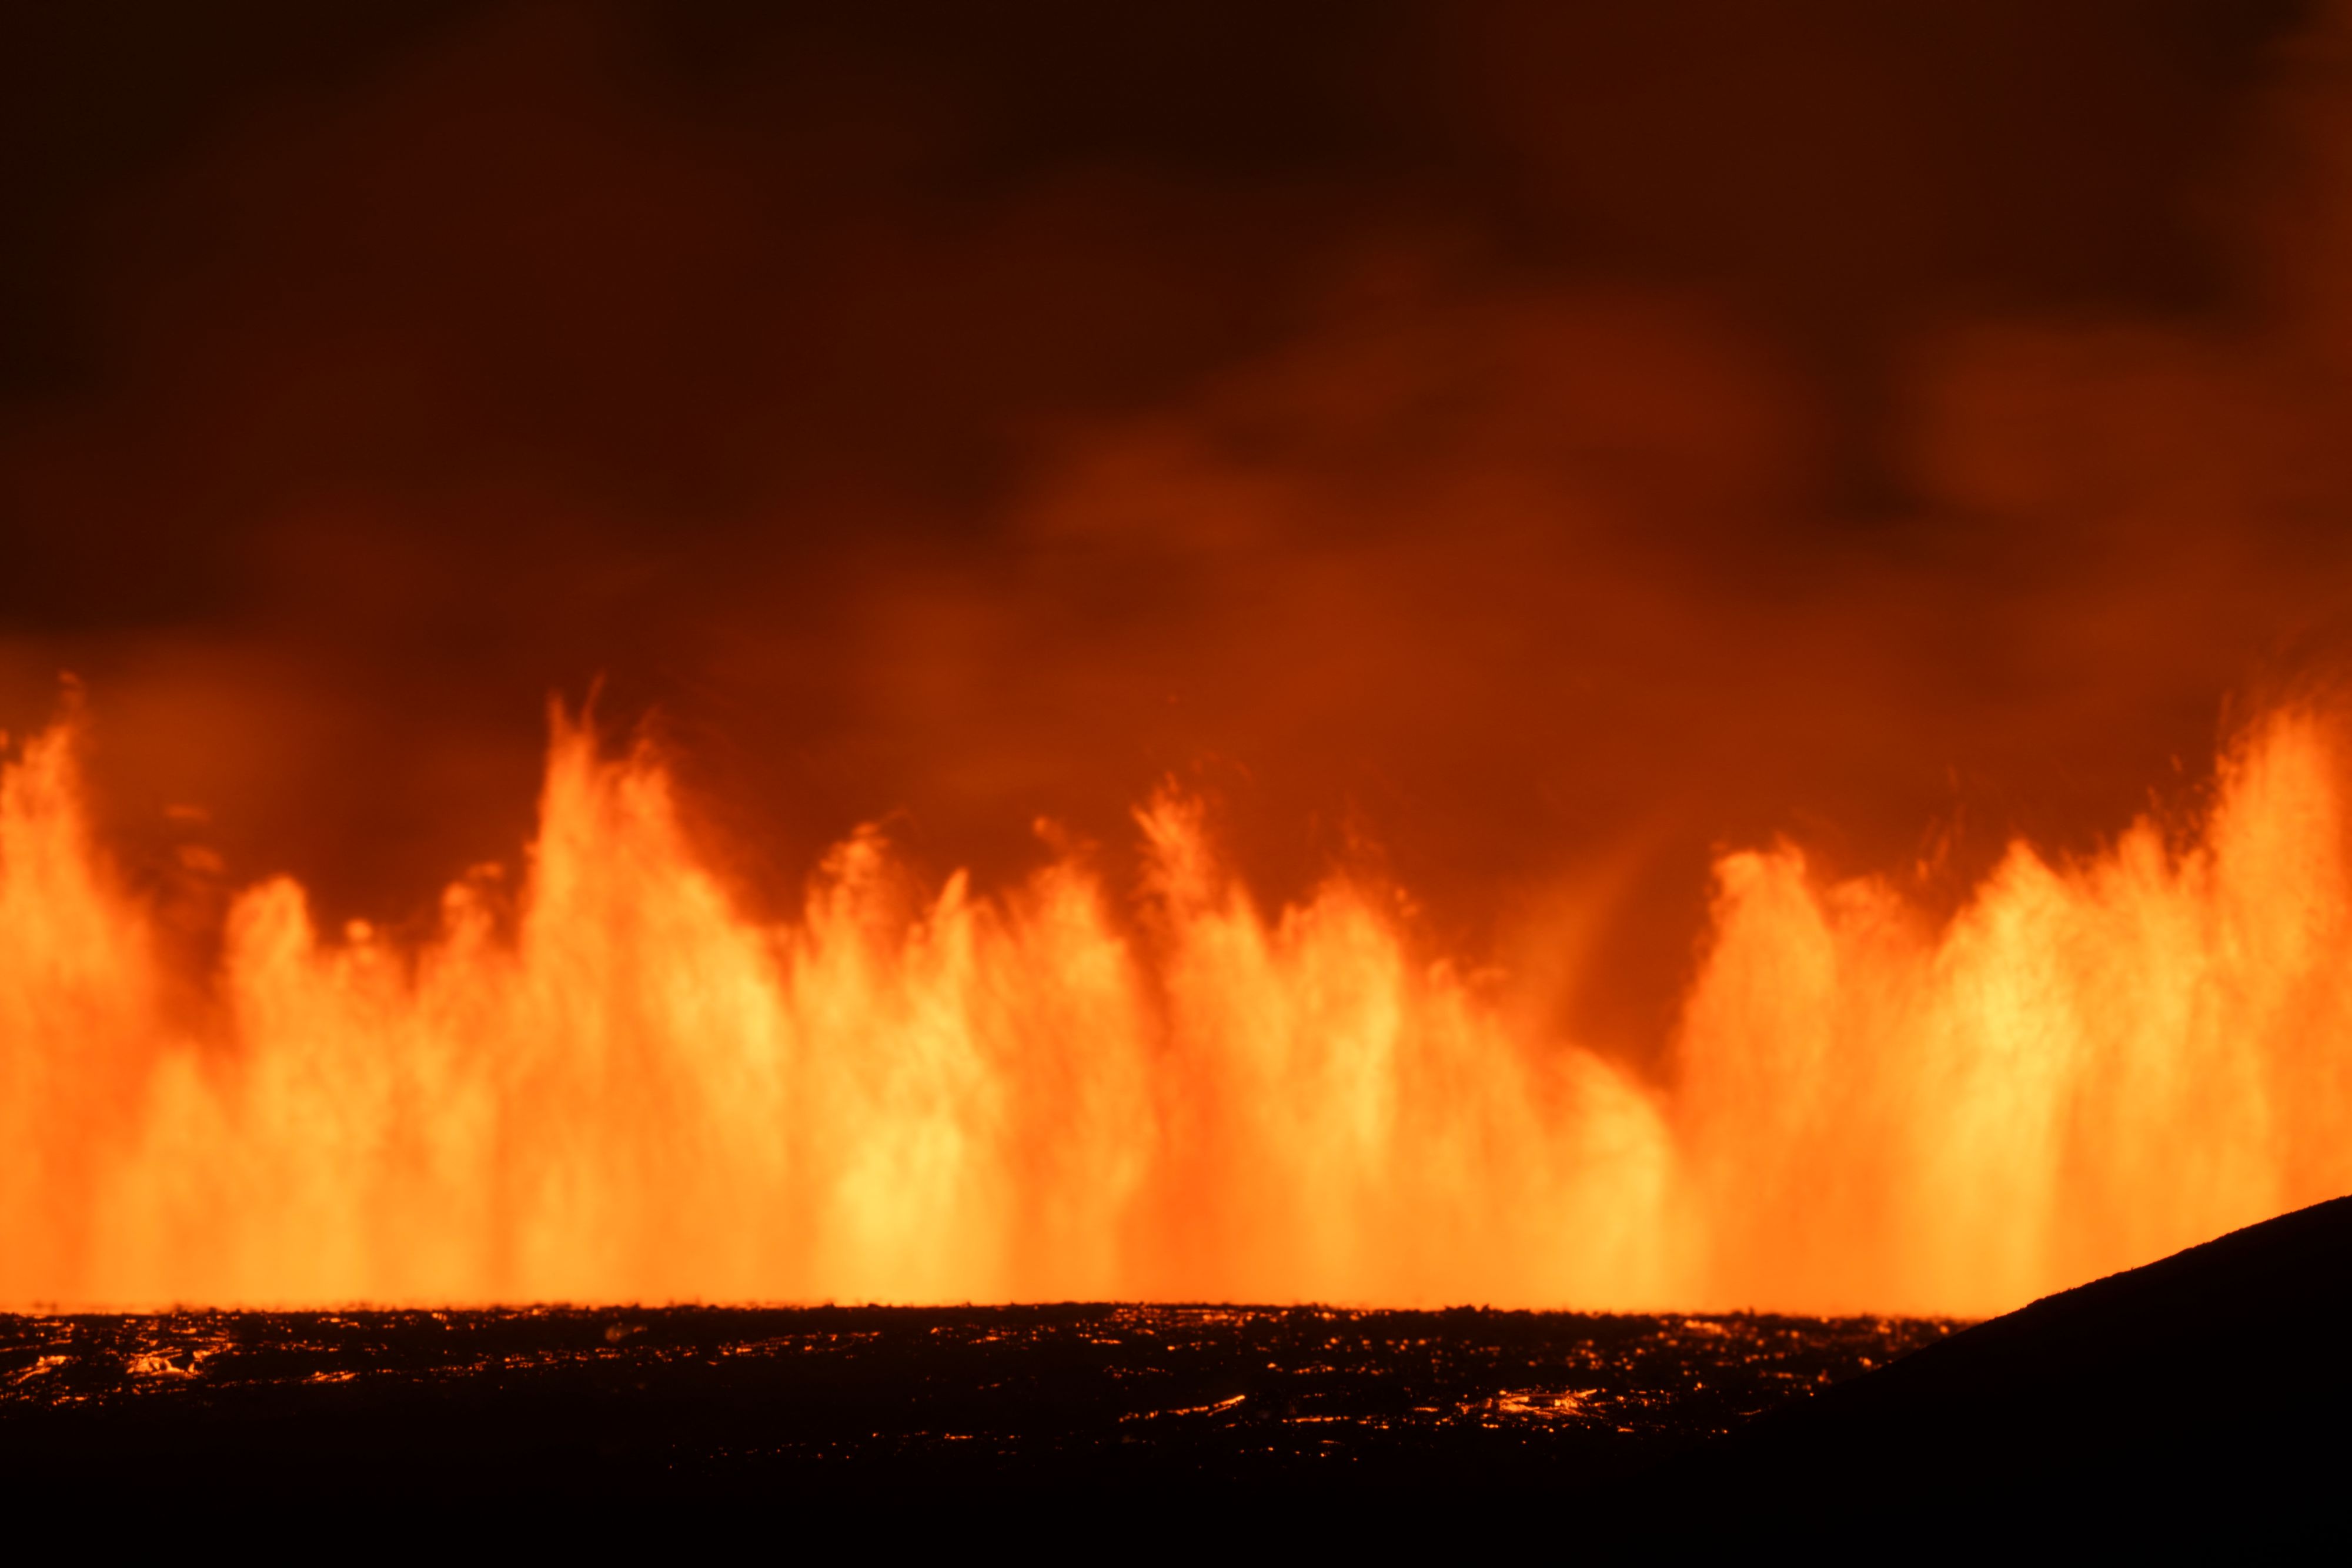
[9,1197,2351,1536]
[1692,1193,2352,1539]
[0,1303,1951,1501]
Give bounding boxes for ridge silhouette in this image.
[1669,1193,2352,1539]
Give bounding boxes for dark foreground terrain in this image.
[1688,1193,2352,1540]
[0,1300,1943,1508]
[7,1197,2351,1537]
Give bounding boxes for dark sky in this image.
[3,0,2344,1059]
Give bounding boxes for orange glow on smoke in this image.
[5,703,2351,1315]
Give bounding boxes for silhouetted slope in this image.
[1687,1195,2352,1534]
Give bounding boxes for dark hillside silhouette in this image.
[1672,1193,2352,1539]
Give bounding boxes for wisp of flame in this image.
[5,704,2349,1315]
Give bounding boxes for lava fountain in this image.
[5,700,2350,1316]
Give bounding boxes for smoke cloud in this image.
[4,0,2347,1065]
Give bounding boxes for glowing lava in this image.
[5,703,2350,1315]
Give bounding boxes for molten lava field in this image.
[0,1305,1950,1501]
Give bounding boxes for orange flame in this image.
[5,704,2350,1313]
[1680,708,2352,1313]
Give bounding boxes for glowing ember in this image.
[5,700,2349,1315]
